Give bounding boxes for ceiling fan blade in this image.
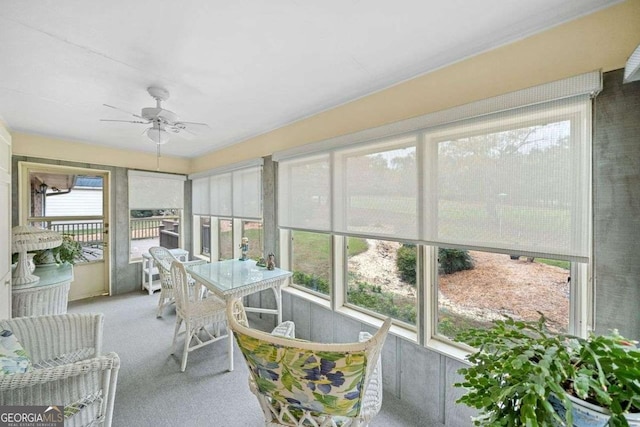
[103,104,147,120]
[175,121,210,129]
[171,122,210,137]
[166,125,196,140]
[100,119,148,124]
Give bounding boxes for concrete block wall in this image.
[593,69,640,340]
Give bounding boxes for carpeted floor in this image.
[68,291,429,427]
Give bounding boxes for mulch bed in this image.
[439,251,570,331]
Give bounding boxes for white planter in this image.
[627,411,640,427]
[549,394,609,427]
[550,394,639,427]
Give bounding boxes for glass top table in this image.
[187,259,292,324]
[187,259,292,372]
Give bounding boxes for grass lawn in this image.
[535,258,570,270]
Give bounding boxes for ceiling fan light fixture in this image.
[145,127,170,145]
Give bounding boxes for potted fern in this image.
[33,234,82,266]
[453,316,640,426]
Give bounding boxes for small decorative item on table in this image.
[256,256,266,268]
[239,237,249,261]
[266,253,276,270]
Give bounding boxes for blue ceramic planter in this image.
[549,394,640,427]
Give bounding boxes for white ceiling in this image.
[0,0,620,159]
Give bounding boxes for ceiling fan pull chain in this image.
[156,143,160,171]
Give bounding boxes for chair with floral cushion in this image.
[0,313,119,427]
[227,298,391,427]
[149,246,208,318]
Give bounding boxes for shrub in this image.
[396,244,417,285]
[292,271,330,294]
[348,281,416,324]
[438,248,473,274]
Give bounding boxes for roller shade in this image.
[128,170,185,210]
[276,71,600,262]
[190,160,262,219]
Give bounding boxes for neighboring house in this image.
[45,176,103,218]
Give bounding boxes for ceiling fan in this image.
[101,87,209,167]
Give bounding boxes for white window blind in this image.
[209,173,232,217]
[424,97,591,261]
[189,161,262,219]
[276,71,600,262]
[232,167,262,219]
[128,170,185,210]
[333,136,418,239]
[278,153,331,231]
[191,177,209,216]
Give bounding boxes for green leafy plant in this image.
[396,244,417,285]
[292,271,330,294]
[454,316,640,426]
[55,235,82,264]
[347,280,416,325]
[439,248,473,274]
[34,235,82,265]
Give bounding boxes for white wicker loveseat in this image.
[0,313,120,427]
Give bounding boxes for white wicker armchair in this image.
[0,313,119,427]
[227,298,390,427]
[149,246,207,318]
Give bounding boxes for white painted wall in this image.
[0,124,12,319]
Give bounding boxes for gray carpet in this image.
[68,291,427,427]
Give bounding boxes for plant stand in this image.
[12,263,73,317]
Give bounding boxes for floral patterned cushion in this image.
[0,329,32,375]
[235,332,367,417]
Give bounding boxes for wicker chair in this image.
[227,298,391,427]
[149,246,207,318]
[170,261,229,372]
[0,313,120,427]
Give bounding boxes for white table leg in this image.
[147,259,153,295]
[272,285,282,325]
[228,329,234,372]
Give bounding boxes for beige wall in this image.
[11,132,190,174]
[9,0,640,174]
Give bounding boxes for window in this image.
[218,219,233,260]
[335,139,417,239]
[436,248,572,339]
[128,170,185,262]
[26,171,106,263]
[346,238,417,326]
[190,160,263,263]
[193,215,211,260]
[290,231,331,296]
[242,221,263,260]
[424,99,590,260]
[129,209,181,261]
[275,71,599,353]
